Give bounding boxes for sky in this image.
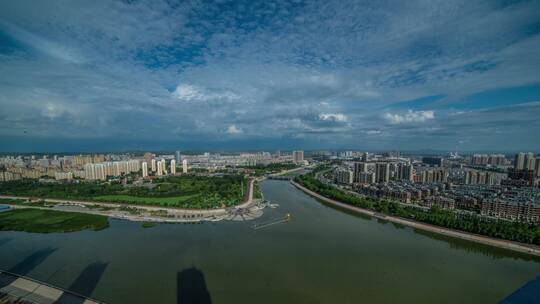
[1,0,540,152]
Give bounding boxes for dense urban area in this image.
[322,151,540,224]
[1,149,540,244]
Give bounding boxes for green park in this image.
[0,174,246,209]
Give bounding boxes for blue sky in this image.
[1,0,539,152]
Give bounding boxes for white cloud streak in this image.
[383,110,435,124]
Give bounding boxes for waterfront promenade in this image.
[291,180,540,257]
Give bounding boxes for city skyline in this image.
[1,0,540,152]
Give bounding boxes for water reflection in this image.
[314,198,373,221]
[413,229,540,262]
[391,222,406,230]
[177,267,212,304]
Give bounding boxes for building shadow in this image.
[0,237,11,247]
[500,275,540,304]
[0,248,56,288]
[55,262,109,304]
[177,267,212,304]
[8,248,56,276]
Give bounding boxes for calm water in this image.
[1,180,539,303]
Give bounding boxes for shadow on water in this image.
[177,267,212,304]
[8,248,56,275]
[413,229,540,262]
[0,237,11,247]
[500,275,540,303]
[55,262,108,304]
[0,248,56,288]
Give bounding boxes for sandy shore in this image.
[291,180,540,257]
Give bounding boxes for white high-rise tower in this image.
[182,159,188,174]
[151,159,156,172]
[157,160,163,176]
[170,159,176,175]
[142,162,148,178]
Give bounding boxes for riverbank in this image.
[291,180,540,257]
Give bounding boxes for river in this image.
[0,180,539,303]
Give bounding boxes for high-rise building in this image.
[465,170,477,184]
[84,163,95,180]
[375,163,390,183]
[157,160,163,176]
[54,171,73,181]
[358,172,375,184]
[536,157,540,177]
[293,150,304,164]
[142,162,148,178]
[182,159,188,174]
[335,169,353,184]
[396,163,413,181]
[515,152,525,169]
[353,162,367,182]
[151,159,156,172]
[161,159,167,175]
[95,164,106,181]
[525,153,536,171]
[488,154,506,166]
[515,152,535,170]
[175,150,182,163]
[362,152,369,162]
[471,154,489,166]
[170,159,176,175]
[84,163,106,180]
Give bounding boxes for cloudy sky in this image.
[1,0,539,152]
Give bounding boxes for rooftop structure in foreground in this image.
[0,270,105,304]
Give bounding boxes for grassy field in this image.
[0,208,109,233]
[93,194,198,206]
[0,174,246,209]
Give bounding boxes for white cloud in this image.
[227,124,243,134]
[383,110,435,124]
[319,113,348,122]
[172,84,239,103]
[172,84,204,102]
[365,130,382,135]
[41,103,66,119]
